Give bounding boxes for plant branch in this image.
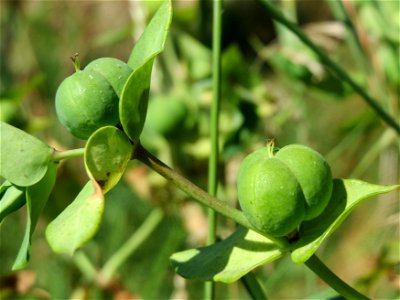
[52,148,85,162]
[257,0,400,134]
[305,255,370,300]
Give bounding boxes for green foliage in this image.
[0,121,53,187]
[12,162,57,270]
[84,126,132,193]
[45,181,104,255]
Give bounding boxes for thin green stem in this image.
[99,208,163,284]
[206,0,223,298]
[305,255,370,300]
[241,272,268,300]
[52,148,85,162]
[73,251,97,282]
[256,0,400,134]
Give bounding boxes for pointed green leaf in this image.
[170,227,283,283]
[84,126,132,194]
[12,163,57,270]
[0,121,53,186]
[127,0,172,70]
[46,180,104,255]
[120,58,154,142]
[291,179,399,264]
[0,181,26,223]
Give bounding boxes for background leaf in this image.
[0,121,53,187]
[127,0,172,70]
[84,126,132,194]
[291,179,399,264]
[45,180,104,256]
[170,226,283,283]
[12,162,57,270]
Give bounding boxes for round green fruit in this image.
[275,144,333,220]
[237,147,306,237]
[55,70,119,140]
[84,57,132,98]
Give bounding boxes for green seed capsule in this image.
[275,144,333,220]
[84,57,132,98]
[237,147,306,237]
[55,70,119,140]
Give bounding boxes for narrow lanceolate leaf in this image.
[46,180,104,256]
[0,181,26,223]
[84,126,132,194]
[127,0,172,70]
[12,163,57,270]
[0,121,53,187]
[170,227,283,283]
[120,58,154,142]
[291,179,399,264]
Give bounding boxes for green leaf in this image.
[0,121,53,186]
[170,227,283,283]
[120,58,154,142]
[0,181,26,223]
[291,179,400,264]
[12,163,57,270]
[46,180,104,255]
[120,0,172,142]
[127,0,172,70]
[84,126,132,194]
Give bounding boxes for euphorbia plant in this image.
[0,1,399,299]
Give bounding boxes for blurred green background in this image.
[1,0,399,299]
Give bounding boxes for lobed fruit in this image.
[237,144,333,237]
[85,57,132,97]
[237,147,306,237]
[55,70,119,140]
[275,144,333,220]
[55,57,132,140]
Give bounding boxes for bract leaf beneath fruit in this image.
[46,180,104,256]
[127,0,172,70]
[12,162,57,270]
[120,58,154,142]
[291,179,399,264]
[170,227,283,283]
[85,126,132,194]
[0,121,53,187]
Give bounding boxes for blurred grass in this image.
[0,0,399,299]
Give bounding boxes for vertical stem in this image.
[205,0,223,299]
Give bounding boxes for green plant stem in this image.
[134,143,289,249]
[257,0,400,134]
[52,148,85,162]
[206,0,223,298]
[99,208,163,284]
[241,272,268,300]
[73,251,97,282]
[305,255,370,300]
